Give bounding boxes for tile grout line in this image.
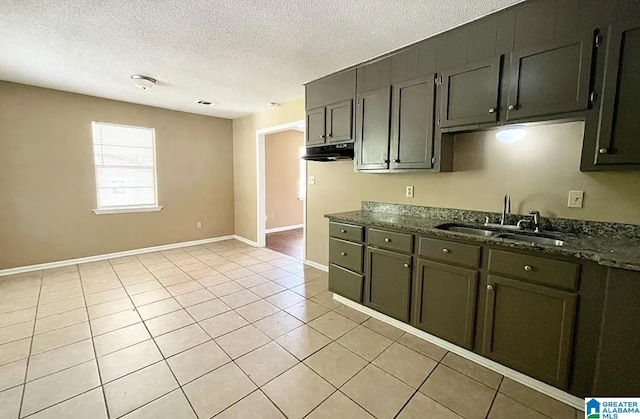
[483,375,505,419]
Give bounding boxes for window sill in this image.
[92,206,163,215]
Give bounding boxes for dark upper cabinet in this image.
[326,99,353,143]
[364,247,412,322]
[506,31,596,121]
[306,107,326,146]
[355,86,391,170]
[390,76,436,170]
[440,57,502,128]
[483,275,577,389]
[413,260,478,349]
[590,20,640,166]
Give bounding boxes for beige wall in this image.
[0,81,234,270]
[307,121,640,266]
[265,130,304,230]
[232,97,305,242]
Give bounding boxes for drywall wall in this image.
[232,97,305,242]
[306,121,640,266]
[0,81,234,269]
[265,130,304,230]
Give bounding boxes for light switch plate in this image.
[568,190,584,208]
[405,185,414,198]
[308,176,315,185]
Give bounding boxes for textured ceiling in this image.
[0,0,524,119]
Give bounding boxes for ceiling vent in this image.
[130,75,156,90]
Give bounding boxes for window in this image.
[298,146,306,200]
[91,122,161,214]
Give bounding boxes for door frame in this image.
[255,120,306,258]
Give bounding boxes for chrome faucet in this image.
[485,193,525,230]
[529,210,541,232]
[501,193,510,225]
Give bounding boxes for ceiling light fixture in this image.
[197,100,212,105]
[496,125,527,143]
[130,75,156,90]
[267,102,281,107]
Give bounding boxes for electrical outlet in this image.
[568,190,584,208]
[308,175,315,185]
[270,213,275,220]
[405,185,414,198]
[196,221,202,229]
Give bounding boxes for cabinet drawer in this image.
[329,264,363,303]
[488,249,578,291]
[368,229,413,253]
[329,222,364,242]
[329,238,364,273]
[418,237,481,268]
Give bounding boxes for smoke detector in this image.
[130,75,156,90]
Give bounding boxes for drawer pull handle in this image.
[340,229,347,233]
[384,238,391,243]
[341,252,347,256]
[487,285,494,291]
[524,265,533,272]
[442,248,450,254]
[404,263,409,268]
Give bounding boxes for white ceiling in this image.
[0,0,524,119]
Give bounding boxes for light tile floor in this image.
[0,239,581,419]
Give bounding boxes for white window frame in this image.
[90,121,163,215]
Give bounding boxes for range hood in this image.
[302,142,354,162]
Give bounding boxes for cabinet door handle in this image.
[383,159,390,164]
[384,238,391,243]
[442,248,450,254]
[327,133,332,138]
[340,229,347,233]
[403,263,409,268]
[487,284,494,291]
[489,108,496,113]
[508,105,515,111]
[393,159,400,163]
[599,148,608,154]
[341,252,347,256]
[524,265,533,272]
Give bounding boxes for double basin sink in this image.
[437,224,565,247]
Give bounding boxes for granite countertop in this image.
[325,209,640,272]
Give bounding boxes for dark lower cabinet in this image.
[413,260,478,349]
[483,275,577,389]
[364,247,412,322]
[356,87,391,170]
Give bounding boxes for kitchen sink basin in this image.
[442,226,496,237]
[437,224,565,247]
[494,233,565,247]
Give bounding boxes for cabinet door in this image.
[413,260,478,349]
[364,247,412,322]
[506,31,595,121]
[483,275,577,389]
[390,76,436,169]
[326,99,353,143]
[356,87,391,170]
[440,56,501,128]
[306,107,326,146]
[593,21,640,165]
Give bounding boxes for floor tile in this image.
[309,291,342,310]
[21,360,100,417]
[215,325,270,359]
[119,273,156,287]
[187,268,219,280]
[308,311,357,340]
[372,342,437,388]
[0,385,23,419]
[342,364,414,419]
[499,378,576,419]
[253,311,304,339]
[144,310,193,337]
[174,289,215,308]
[195,274,230,288]
[165,281,203,297]
[226,269,258,281]
[420,364,496,419]
[166,341,230,385]
[103,361,178,418]
[131,289,171,307]
[121,389,196,419]
[265,290,305,309]
[93,323,151,357]
[36,297,85,319]
[304,342,368,387]
[397,333,447,361]
[27,339,95,382]
[291,282,325,298]
[125,280,163,296]
[87,298,133,320]
[236,341,298,386]
[0,358,27,392]
[0,338,30,366]
[98,339,163,383]
[306,391,374,419]
[136,298,181,320]
[34,308,88,335]
[272,275,306,289]
[37,288,83,306]
[185,298,230,321]
[208,281,245,298]
[488,393,549,419]
[31,322,91,357]
[276,325,331,360]
[0,297,37,316]
[90,310,141,336]
[0,322,33,346]
[154,324,210,358]
[84,288,128,306]
[260,268,290,281]
[216,390,284,419]
[337,325,392,361]
[397,391,462,419]
[442,352,503,389]
[26,387,107,419]
[332,305,370,324]
[199,311,248,338]
[284,300,329,323]
[249,281,286,298]
[0,308,36,329]
[362,317,405,340]
[220,290,261,309]
[234,300,280,323]
[183,362,256,418]
[262,363,334,419]
[247,262,277,274]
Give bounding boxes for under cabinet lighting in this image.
[496,126,527,143]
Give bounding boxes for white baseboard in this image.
[332,294,585,411]
[0,235,238,277]
[233,235,261,247]
[304,260,329,272]
[265,224,303,234]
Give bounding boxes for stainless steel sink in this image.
[494,233,565,247]
[442,226,496,237]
